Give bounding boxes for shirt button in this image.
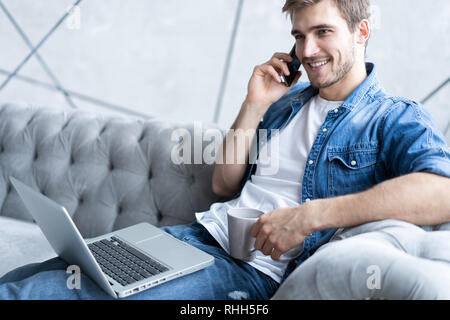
[322,128,327,132]
[308,160,314,165]
[351,160,357,166]
[305,198,311,202]
[334,108,339,113]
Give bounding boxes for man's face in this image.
[291,0,359,89]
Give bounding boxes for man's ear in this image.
[356,19,370,46]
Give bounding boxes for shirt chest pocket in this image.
[327,146,378,196]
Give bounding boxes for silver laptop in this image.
[9,177,214,299]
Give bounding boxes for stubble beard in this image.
[310,41,356,89]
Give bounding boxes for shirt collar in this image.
[293,62,380,112]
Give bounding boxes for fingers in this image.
[272,52,293,63]
[251,211,291,261]
[250,213,264,238]
[252,213,281,258]
[271,248,283,261]
[268,55,292,78]
[261,237,274,256]
[253,52,294,84]
[255,229,283,261]
[251,213,269,249]
[257,64,283,84]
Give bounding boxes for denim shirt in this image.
[231,62,450,282]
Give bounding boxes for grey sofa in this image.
[1,103,450,299]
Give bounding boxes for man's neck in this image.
[318,61,368,102]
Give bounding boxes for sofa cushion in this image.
[272,219,450,300]
[0,216,56,277]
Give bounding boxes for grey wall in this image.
[0,0,449,141]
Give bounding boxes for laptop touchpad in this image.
[137,235,194,267]
[114,223,161,243]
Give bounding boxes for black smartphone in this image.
[281,44,301,87]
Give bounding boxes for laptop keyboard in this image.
[88,236,169,287]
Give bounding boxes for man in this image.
[1,0,449,299]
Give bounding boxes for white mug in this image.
[227,208,264,261]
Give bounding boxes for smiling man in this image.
[1,0,449,300]
[290,2,366,96]
[245,0,450,266]
[244,0,450,274]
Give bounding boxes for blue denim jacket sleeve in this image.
[379,100,450,179]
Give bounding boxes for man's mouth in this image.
[307,59,330,72]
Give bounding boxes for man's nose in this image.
[301,36,321,58]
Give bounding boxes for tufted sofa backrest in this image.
[0,104,229,238]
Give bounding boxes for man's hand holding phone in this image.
[213,47,301,197]
[244,48,302,117]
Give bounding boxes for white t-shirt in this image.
[195,94,344,283]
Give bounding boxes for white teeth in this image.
[310,60,328,68]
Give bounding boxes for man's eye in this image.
[319,29,331,35]
[295,35,305,40]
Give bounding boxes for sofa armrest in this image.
[272,219,450,300]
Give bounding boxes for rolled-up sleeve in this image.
[379,101,450,179]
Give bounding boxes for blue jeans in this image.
[0,222,279,300]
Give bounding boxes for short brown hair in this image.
[282,0,371,33]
